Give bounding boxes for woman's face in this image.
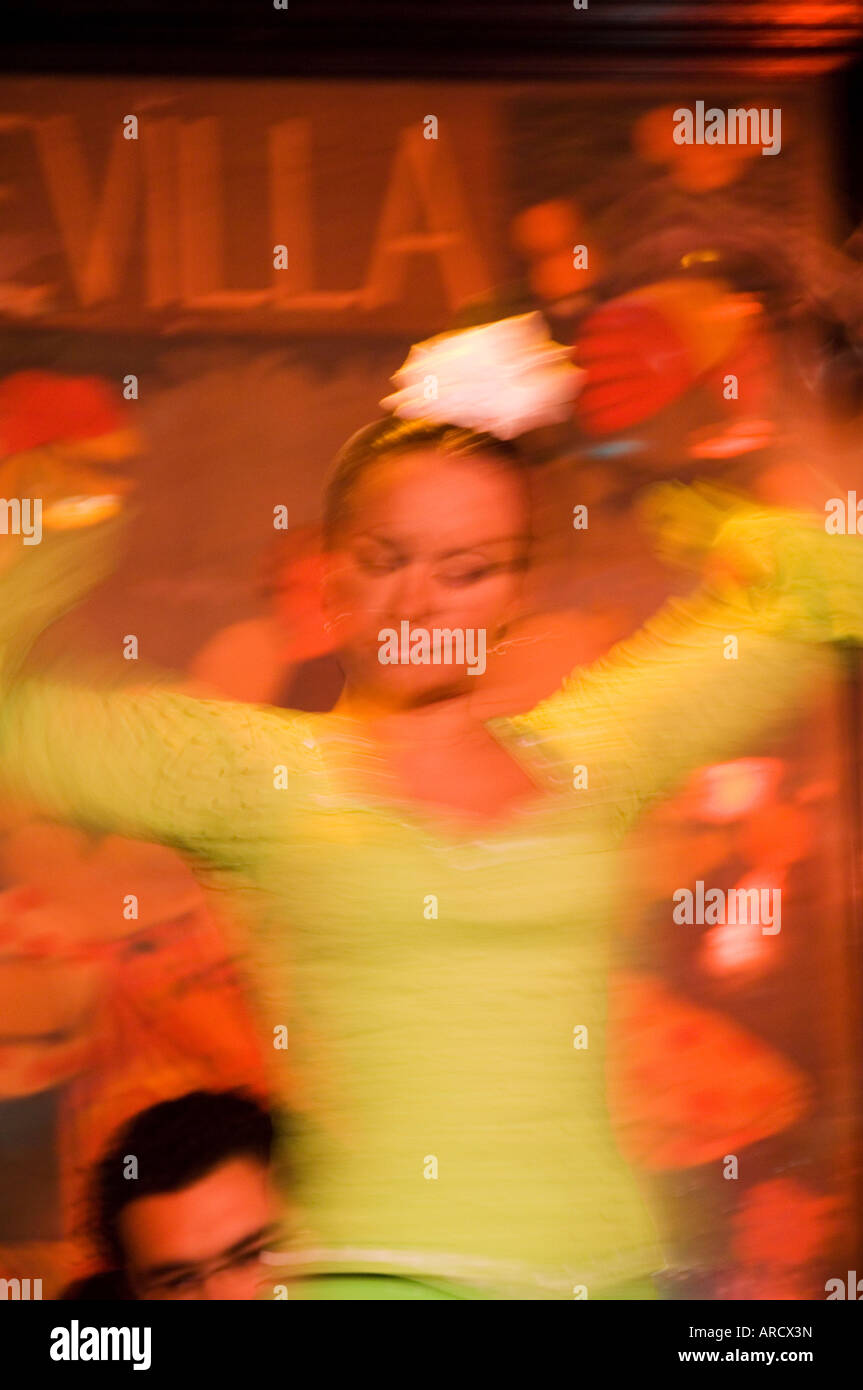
[323,449,531,705]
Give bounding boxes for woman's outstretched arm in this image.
[502,488,863,832]
[0,521,291,867]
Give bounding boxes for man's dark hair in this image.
[90,1089,275,1271]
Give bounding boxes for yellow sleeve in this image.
[503,493,861,832]
[0,520,302,867]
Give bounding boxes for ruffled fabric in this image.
[644,480,863,644]
[499,485,863,835]
[0,513,126,684]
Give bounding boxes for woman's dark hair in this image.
[322,416,524,548]
[90,1089,276,1271]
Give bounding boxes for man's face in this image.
[120,1156,278,1300]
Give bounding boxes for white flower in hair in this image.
[380,312,583,441]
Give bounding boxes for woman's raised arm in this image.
[502,488,863,832]
[0,520,293,868]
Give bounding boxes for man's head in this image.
[92,1090,279,1300]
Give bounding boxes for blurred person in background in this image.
[189,523,344,712]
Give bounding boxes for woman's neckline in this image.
[297,707,568,842]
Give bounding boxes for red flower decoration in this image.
[0,371,127,456]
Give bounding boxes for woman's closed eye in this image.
[352,544,404,575]
[351,542,526,585]
[156,1271,199,1295]
[437,558,525,588]
[358,555,403,575]
[436,564,496,587]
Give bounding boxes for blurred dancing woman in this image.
[1,318,861,1300]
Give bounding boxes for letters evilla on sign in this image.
[0,81,501,337]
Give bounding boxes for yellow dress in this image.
[0,490,859,1298]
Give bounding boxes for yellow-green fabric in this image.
[0,496,860,1299]
[285,1273,657,1300]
